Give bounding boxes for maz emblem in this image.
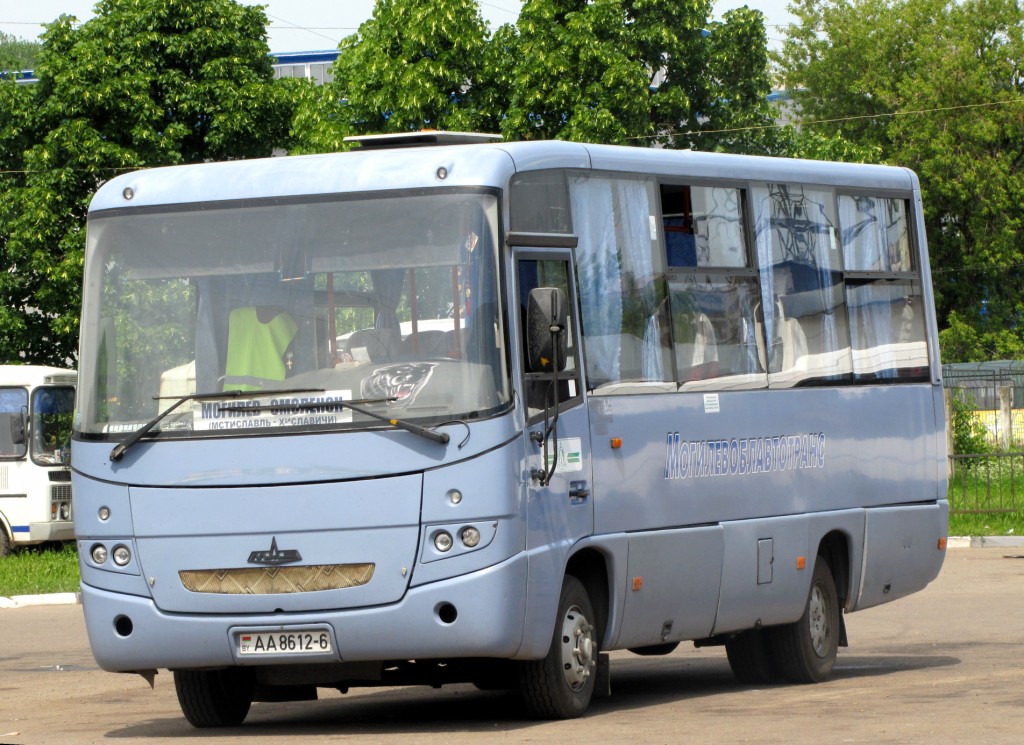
[247,537,302,566]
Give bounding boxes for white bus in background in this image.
[0,365,76,555]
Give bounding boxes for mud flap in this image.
[594,652,611,697]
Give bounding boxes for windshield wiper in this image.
[109,387,328,462]
[219,396,451,445]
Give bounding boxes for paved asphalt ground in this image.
[1,545,1023,744]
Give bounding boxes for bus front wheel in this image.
[0,529,11,558]
[174,668,254,728]
[770,559,840,683]
[518,575,598,719]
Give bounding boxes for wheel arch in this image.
[565,547,610,647]
[816,530,852,611]
[0,511,13,554]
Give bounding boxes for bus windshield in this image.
[31,386,74,465]
[77,189,508,438]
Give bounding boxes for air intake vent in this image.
[179,564,375,594]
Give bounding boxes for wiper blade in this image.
[109,387,328,462]
[219,396,451,445]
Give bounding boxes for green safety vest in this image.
[224,307,298,391]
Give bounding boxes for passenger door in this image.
[514,250,594,562]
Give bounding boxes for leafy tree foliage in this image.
[501,0,779,151]
[329,0,494,135]
[778,0,1024,362]
[313,0,779,153]
[0,32,41,73]
[0,0,294,366]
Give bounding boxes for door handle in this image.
[569,480,590,503]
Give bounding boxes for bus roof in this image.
[89,140,918,214]
[0,365,77,387]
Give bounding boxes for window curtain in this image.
[569,173,665,384]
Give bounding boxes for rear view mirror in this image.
[526,287,568,373]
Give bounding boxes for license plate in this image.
[238,630,332,656]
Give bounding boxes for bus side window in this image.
[662,184,764,388]
[755,184,853,388]
[839,196,928,381]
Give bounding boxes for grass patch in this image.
[949,510,1024,538]
[0,543,80,596]
[948,454,1024,536]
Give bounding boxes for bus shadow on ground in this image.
[104,652,960,739]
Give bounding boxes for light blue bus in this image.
[73,134,948,727]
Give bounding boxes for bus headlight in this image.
[91,544,108,564]
[433,531,454,552]
[112,545,132,567]
[461,527,481,548]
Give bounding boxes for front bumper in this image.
[28,520,75,543]
[81,552,530,673]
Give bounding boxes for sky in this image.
[4,1,794,55]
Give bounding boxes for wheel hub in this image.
[808,584,831,657]
[559,604,595,690]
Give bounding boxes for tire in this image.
[769,559,840,683]
[725,629,778,684]
[0,529,11,558]
[519,576,599,719]
[173,668,254,728]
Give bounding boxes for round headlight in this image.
[447,489,463,505]
[91,544,108,564]
[112,545,132,567]
[461,526,481,548]
[59,503,71,520]
[433,531,453,552]
[98,507,111,521]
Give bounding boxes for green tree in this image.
[778,0,1024,361]
[328,0,493,136]
[501,0,780,151]
[1,0,294,366]
[0,31,42,73]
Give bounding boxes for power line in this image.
[631,97,1024,143]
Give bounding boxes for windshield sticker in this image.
[665,432,825,480]
[193,390,354,431]
[361,362,437,402]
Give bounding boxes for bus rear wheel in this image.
[173,668,254,728]
[0,530,11,558]
[518,575,598,719]
[770,559,840,683]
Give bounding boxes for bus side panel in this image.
[610,525,723,650]
[854,501,948,611]
[712,514,810,635]
[589,385,942,531]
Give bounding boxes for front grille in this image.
[50,484,72,502]
[179,564,375,595]
[48,470,71,482]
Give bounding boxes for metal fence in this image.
[944,361,1024,513]
[948,452,1024,513]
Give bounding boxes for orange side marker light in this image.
[610,437,622,449]
[938,537,947,551]
[632,577,643,591]
[796,556,806,570]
